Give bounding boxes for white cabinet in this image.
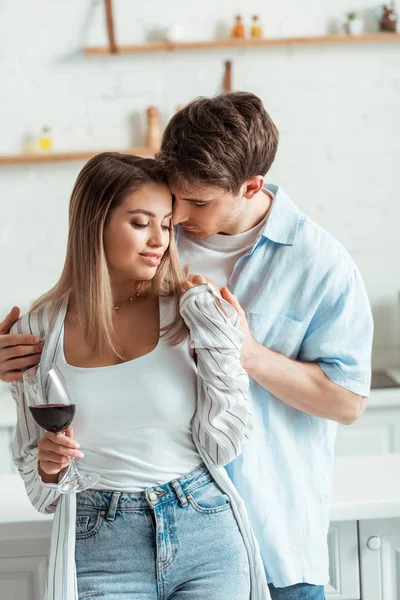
[2,519,399,600]
[0,514,399,600]
[2,521,359,600]
[325,521,360,599]
[0,521,51,600]
[335,379,400,458]
[324,517,400,600]
[325,518,400,600]
[359,518,400,600]
[336,405,400,457]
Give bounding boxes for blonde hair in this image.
[31,152,187,358]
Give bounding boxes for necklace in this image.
[113,289,140,311]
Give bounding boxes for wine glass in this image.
[23,364,100,494]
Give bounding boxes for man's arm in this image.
[0,307,44,382]
[221,279,371,426]
[241,340,365,425]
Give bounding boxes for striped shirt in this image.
[11,283,270,600]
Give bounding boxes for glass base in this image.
[60,472,100,494]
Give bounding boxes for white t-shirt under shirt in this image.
[55,296,202,492]
[178,197,273,289]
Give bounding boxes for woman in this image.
[10,153,268,600]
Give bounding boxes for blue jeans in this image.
[268,583,326,600]
[75,464,250,599]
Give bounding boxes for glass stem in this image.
[69,459,81,478]
[56,430,81,480]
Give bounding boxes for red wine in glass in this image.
[23,365,99,493]
[29,403,76,433]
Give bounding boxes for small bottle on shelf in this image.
[232,15,245,38]
[22,133,37,155]
[38,126,52,152]
[145,107,162,153]
[250,15,263,38]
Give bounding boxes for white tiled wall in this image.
[1,0,399,367]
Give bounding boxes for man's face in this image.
[169,182,244,239]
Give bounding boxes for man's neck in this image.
[221,187,273,236]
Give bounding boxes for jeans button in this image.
[149,492,158,502]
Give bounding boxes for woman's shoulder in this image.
[10,305,52,338]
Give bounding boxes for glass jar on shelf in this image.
[38,126,52,152]
[250,15,263,39]
[232,15,245,38]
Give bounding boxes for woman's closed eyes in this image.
[131,222,171,231]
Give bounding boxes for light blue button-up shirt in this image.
[177,184,373,587]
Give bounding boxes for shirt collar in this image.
[260,184,300,246]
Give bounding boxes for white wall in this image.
[0,0,399,367]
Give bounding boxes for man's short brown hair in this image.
[157,91,279,195]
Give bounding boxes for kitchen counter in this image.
[1,453,400,526]
[330,453,400,521]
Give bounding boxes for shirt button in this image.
[149,492,158,502]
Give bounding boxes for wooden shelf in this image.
[0,147,154,166]
[84,33,400,55]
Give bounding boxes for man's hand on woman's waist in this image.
[0,306,44,383]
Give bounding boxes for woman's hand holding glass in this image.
[37,426,84,483]
[23,365,99,493]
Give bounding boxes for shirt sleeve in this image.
[179,283,253,466]
[10,319,67,515]
[298,267,373,396]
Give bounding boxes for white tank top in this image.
[55,296,202,491]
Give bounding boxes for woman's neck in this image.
[109,277,139,307]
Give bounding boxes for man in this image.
[0,92,373,600]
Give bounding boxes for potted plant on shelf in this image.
[344,11,364,35]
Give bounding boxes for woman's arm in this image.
[10,316,67,514]
[180,280,253,467]
[11,378,65,514]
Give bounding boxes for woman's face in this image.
[103,182,173,284]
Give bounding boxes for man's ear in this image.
[243,176,264,199]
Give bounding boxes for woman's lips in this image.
[139,253,162,266]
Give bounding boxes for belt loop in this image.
[106,492,121,521]
[171,479,188,507]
